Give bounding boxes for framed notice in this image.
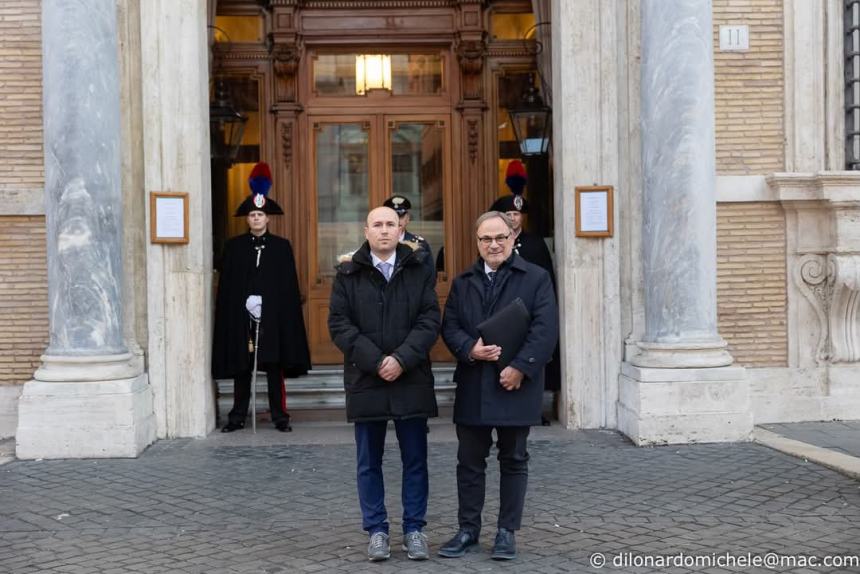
[150,191,189,244]
[575,186,614,238]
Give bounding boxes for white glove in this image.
[245,295,262,320]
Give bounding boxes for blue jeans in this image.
[354,417,429,535]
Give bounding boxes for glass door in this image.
[314,121,375,279]
[385,115,453,363]
[386,118,447,274]
[305,114,452,364]
[306,117,383,363]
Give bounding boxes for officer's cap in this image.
[383,195,411,216]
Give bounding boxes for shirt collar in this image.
[371,251,397,269]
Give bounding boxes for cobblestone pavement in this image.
[1,427,859,574]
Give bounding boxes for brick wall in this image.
[0,1,43,187]
[0,2,46,386]
[0,217,48,385]
[716,202,787,367]
[713,0,784,174]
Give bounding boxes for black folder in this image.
[476,297,531,371]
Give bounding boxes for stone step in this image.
[216,365,456,421]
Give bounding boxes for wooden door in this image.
[304,113,454,364]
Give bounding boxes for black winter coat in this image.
[212,232,311,379]
[328,242,440,422]
[442,254,558,426]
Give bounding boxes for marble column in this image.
[634,0,732,368]
[618,0,751,444]
[15,0,155,459]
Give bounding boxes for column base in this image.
[15,374,156,459]
[630,340,734,368]
[34,352,143,382]
[618,363,752,445]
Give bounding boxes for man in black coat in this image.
[439,211,558,561]
[328,206,440,562]
[212,162,311,433]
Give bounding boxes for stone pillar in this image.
[141,0,216,438]
[551,0,624,430]
[618,0,751,444]
[15,0,156,459]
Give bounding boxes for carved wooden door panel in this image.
[304,114,454,364]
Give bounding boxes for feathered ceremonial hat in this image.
[490,160,529,213]
[234,162,284,216]
[504,160,527,195]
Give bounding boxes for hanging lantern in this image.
[508,76,552,157]
[209,78,248,163]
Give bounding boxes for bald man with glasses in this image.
[439,211,558,561]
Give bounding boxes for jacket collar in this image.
[464,252,525,291]
[466,252,526,277]
[248,231,270,245]
[339,241,419,274]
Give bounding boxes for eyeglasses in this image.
[477,234,511,246]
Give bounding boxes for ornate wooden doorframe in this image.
[214,0,540,364]
[267,1,494,273]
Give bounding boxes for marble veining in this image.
[640,0,720,344]
[42,0,126,356]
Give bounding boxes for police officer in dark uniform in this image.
[489,160,560,419]
[383,195,436,278]
[213,162,311,433]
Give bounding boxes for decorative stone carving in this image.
[830,255,860,363]
[456,38,484,74]
[455,35,486,100]
[273,43,301,79]
[795,253,860,364]
[795,253,834,363]
[271,41,302,103]
[281,122,293,171]
[466,118,478,163]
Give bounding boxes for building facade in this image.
[0,0,858,458]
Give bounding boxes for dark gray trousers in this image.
[455,424,530,534]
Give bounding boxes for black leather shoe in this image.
[221,421,244,433]
[438,528,478,558]
[275,420,292,432]
[491,528,517,560]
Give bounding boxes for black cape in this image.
[513,230,560,391]
[514,231,555,285]
[212,232,311,379]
